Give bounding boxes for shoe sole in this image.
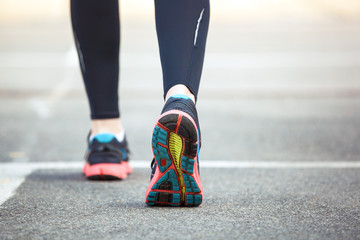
[145,110,202,207]
[83,161,133,180]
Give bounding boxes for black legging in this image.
[71,0,210,119]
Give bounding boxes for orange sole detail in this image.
[83,162,133,180]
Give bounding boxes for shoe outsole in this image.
[145,110,202,207]
[83,161,133,180]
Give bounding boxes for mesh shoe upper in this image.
[85,133,130,165]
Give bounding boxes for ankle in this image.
[165,84,195,103]
[91,118,124,136]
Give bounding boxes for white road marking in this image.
[1,160,359,205]
[0,167,33,206]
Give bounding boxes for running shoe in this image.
[145,95,203,206]
[83,133,133,180]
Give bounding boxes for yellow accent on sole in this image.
[169,132,185,202]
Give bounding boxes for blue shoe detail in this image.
[152,126,171,173]
[146,191,181,205]
[121,148,127,159]
[146,191,157,202]
[186,195,194,205]
[169,94,192,100]
[183,174,200,193]
[172,194,181,204]
[91,133,115,143]
[153,145,171,173]
[151,169,180,191]
[186,194,202,206]
[152,126,167,146]
[181,156,195,174]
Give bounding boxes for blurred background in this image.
[1,0,360,162]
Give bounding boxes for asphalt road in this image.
[1,13,360,240]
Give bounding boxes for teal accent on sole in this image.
[152,126,168,146]
[151,169,180,191]
[146,192,158,202]
[186,194,202,206]
[92,133,115,143]
[152,126,171,173]
[183,174,200,193]
[146,191,181,205]
[172,193,181,204]
[181,156,195,174]
[153,145,171,173]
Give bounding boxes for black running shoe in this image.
[83,133,132,180]
[145,94,202,206]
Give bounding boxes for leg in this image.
[155,0,210,102]
[145,0,210,206]
[71,0,123,135]
[165,84,195,103]
[71,0,132,180]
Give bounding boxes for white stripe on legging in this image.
[194,8,205,46]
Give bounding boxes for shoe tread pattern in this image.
[147,112,202,206]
